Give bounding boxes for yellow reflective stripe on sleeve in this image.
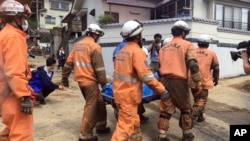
[75,62,92,68]
[142,73,154,82]
[95,67,105,71]
[130,133,142,140]
[114,74,138,83]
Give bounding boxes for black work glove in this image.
[213,79,218,86]
[20,96,33,114]
[61,77,69,87]
[161,90,170,101]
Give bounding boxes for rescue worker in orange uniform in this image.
[190,34,219,122]
[158,20,202,141]
[61,23,110,141]
[0,0,34,141]
[111,20,169,141]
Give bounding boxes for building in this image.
[29,0,73,56]
[62,0,250,78]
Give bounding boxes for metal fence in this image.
[217,20,250,31]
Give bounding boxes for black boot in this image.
[78,136,98,141]
[140,114,149,123]
[158,137,170,141]
[96,127,111,134]
[197,113,205,122]
[182,132,195,141]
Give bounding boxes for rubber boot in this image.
[79,136,98,141]
[140,114,149,123]
[158,137,170,141]
[182,131,195,141]
[197,113,205,122]
[96,127,111,134]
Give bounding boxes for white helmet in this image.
[172,20,191,32]
[163,37,172,45]
[120,20,143,38]
[198,34,213,43]
[0,0,31,17]
[85,23,104,36]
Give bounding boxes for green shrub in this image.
[98,14,113,25]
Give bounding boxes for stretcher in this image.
[101,82,160,106]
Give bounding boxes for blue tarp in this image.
[101,72,160,103]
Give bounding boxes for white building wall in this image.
[102,3,151,23]
[39,0,72,29]
[192,0,208,18]
[81,0,104,25]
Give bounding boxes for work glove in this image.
[195,81,202,95]
[61,77,69,87]
[20,96,33,114]
[213,79,218,86]
[161,90,170,101]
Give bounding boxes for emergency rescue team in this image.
[0,1,220,141]
[59,19,219,141]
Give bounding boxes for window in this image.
[104,12,119,23]
[215,4,250,31]
[242,8,249,30]
[51,1,69,11]
[45,16,56,24]
[152,0,191,19]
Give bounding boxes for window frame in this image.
[215,3,250,31]
[50,0,70,11]
[45,16,56,25]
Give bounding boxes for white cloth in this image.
[142,46,148,56]
[44,66,53,78]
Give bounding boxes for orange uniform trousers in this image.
[158,77,193,132]
[111,103,141,141]
[78,83,107,139]
[0,94,33,141]
[191,88,208,116]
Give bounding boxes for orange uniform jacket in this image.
[0,24,31,98]
[159,37,197,79]
[195,47,219,89]
[66,36,106,86]
[113,42,165,105]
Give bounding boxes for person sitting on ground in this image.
[29,57,64,105]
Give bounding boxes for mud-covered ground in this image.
[1,56,250,141]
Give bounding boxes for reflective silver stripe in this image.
[79,133,92,139]
[95,67,105,71]
[114,74,138,83]
[75,62,92,68]
[142,73,154,82]
[130,133,141,140]
[95,121,107,127]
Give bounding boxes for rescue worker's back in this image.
[159,37,197,79]
[114,42,165,105]
[67,36,106,86]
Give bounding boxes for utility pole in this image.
[36,0,39,30]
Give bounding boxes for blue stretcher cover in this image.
[101,73,160,104]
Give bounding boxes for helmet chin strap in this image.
[181,32,186,39]
[14,17,23,30]
[89,33,99,42]
[136,36,142,48]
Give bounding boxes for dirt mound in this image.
[229,79,250,93]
